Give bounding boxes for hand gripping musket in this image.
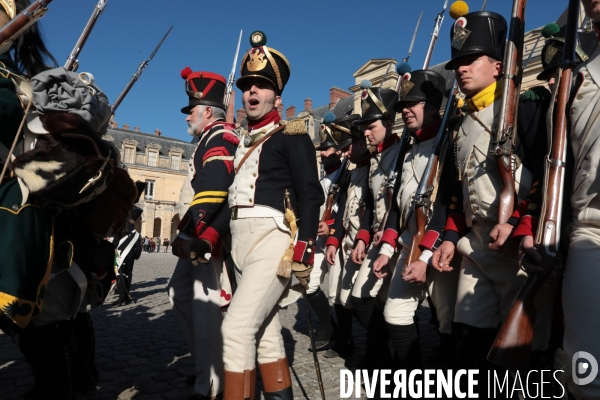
[224,29,242,122]
[64,0,108,72]
[0,0,50,51]
[487,0,579,371]
[422,0,448,69]
[380,6,445,232]
[491,0,526,225]
[405,82,458,265]
[321,157,349,223]
[282,190,326,399]
[111,26,173,115]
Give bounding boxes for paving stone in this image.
[0,252,443,400]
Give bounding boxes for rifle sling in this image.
[235,125,284,174]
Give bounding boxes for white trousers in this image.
[338,235,361,308]
[384,247,459,334]
[222,218,290,372]
[563,225,600,400]
[351,243,398,302]
[454,222,555,351]
[168,255,224,397]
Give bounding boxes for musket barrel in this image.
[64,0,108,71]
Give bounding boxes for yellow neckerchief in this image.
[465,80,502,112]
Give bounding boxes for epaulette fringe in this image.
[282,119,307,135]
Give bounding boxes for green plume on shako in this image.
[541,23,560,39]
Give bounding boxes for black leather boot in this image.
[72,313,99,393]
[324,304,355,358]
[307,288,337,350]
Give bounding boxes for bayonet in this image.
[64,0,108,71]
[224,29,243,122]
[481,0,488,11]
[111,26,173,115]
[404,10,423,62]
[378,62,393,88]
[422,0,448,69]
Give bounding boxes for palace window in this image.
[145,180,155,199]
[171,155,181,170]
[124,147,135,164]
[148,151,158,167]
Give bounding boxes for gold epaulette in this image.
[281,118,307,135]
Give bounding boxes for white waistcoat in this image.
[369,140,402,231]
[342,165,369,241]
[455,102,532,226]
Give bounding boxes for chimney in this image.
[304,98,312,112]
[286,105,296,120]
[134,126,140,132]
[236,108,247,122]
[226,91,235,123]
[111,120,118,129]
[277,103,284,119]
[329,87,351,109]
[154,129,162,136]
[123,123,130,130]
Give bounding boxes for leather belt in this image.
[231,205,284,220]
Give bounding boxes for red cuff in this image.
[325,219,335,226]
[419,230,440,251]
[326,236,340,249]
[293,239,315,265]
[513,215,538,238]
[510,200,530,220]
[444,213,467,235]
[194,221,207,238]
[356,229,371,246]
[198,226,220,248]
[380,229,399,249]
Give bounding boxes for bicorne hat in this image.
[236,31,291,95]
[358,87,399,124]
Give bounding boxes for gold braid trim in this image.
[277,207,298,278]
[263,46,283,91]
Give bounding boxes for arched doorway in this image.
[171,214,180,241]
[153,217,162,238]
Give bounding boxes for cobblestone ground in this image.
[0,252,442,400]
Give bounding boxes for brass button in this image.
[308,240,313,245]
[584,82,591,87]
[253,173,257,177]
[250,185,254,189]
[12,205,18,211]
[572,108,576,115]
[307,248,312,253]
[471,199,476,204]
[258,149,261,153]
[249,199,253,202]
[469,191,474,196]
[577,94,584,100]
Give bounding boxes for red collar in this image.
[411,119,441,143]
[375,133,399,153]
[325,160,342,175]
[201,118,234,134]
[248,109,281,130]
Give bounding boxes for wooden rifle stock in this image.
[493,0,526,224]
[321,194,334,223]
[0,0,50,50]
[487,0,578,370]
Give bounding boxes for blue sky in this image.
[39,0,566,142]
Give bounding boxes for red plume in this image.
[180,66,193,79]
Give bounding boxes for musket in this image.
[487,0,579,371]
[422,0,448,69]
[0,0,50,51]
[405,82,458,265]
[379,62,393,89]
[481,0,489,11]
[404,10,423,63]
[491,0,526,225]
[111,26,173,115]
[64,0,108,72]
[321,157,349,223]
[224,29,242,121]
[522,30,543,71]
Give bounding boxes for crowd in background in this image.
[141,236,170,253]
